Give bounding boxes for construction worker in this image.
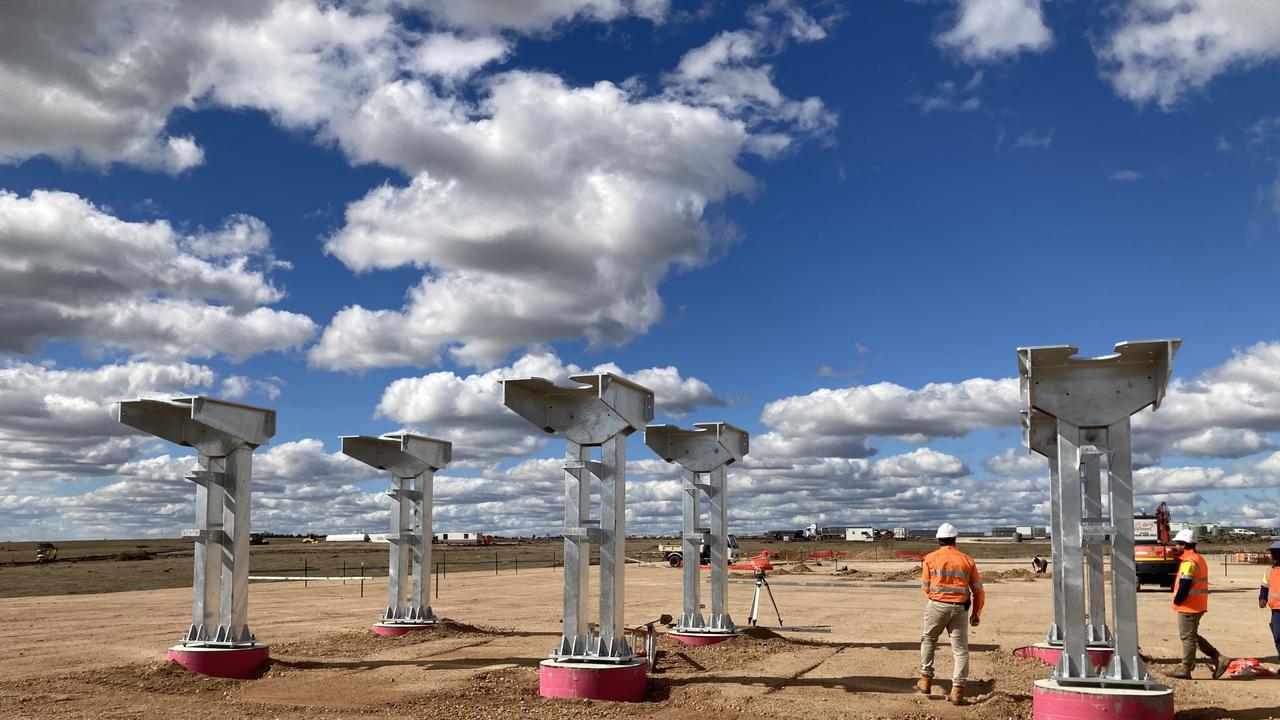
[1260,540,1280,661]
[918,522,984,705]
[1168,529,1229,679]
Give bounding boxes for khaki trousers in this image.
[1176,611,1220,670]
[920,599,969,686]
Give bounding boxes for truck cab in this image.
[659,534,742,566]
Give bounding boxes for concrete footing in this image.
[1033,679,1173,720]
[373,621,437,636]
[538,659,647,701]
[670,630,738,646]
[1015,643,1114,670]
[166,643,269,679]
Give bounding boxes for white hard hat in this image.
[1173,529,1196,544]
[936,523,959,539]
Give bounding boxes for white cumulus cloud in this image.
[936,0,1053,63]
[1099,0,1280,108]
[0,189,315,361]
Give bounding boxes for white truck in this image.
[659,535,742,566]
[845,527,875,542]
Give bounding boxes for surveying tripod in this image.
[747,567,783,627]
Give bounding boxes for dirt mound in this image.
[271,619,494,659]
[984,569,1037,582]
[740,626,784,640]
[790,563,814,574]
[657,626,814,674]
[59,660,241,694]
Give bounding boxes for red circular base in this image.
[1015,644,1113,670]
[167,644,269,679]
[373,622,436,636]
[538,659,647,701]
[670,631,737,646]
[1033,679,1173,720]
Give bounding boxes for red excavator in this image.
[1133,502,1178,588]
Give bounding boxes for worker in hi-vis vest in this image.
[917,522,984,705]
[1260,540,1280,662]
[1168,529,1229,679]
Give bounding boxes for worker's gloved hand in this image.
[969,614,980,627]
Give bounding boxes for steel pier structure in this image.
[644,422,748,645]
[340,432,452,635]
[1018,340,1179,720]
[501,373,654,701]
[115,396,275,678]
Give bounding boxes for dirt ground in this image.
[1,555,1277,720]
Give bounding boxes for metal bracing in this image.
[340,433,451,624]
[115,396,275,647]
[502,373,654,663]
[644,422,749,634]
[1018,340,1179,689]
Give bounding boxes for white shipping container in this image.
[325,532,369,543]
[845,527,875,542]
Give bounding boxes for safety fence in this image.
[249,550,612,597]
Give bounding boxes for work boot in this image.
[1211,655,1230,679]
[1166,665,1192,679]
[948,685,964,705]
[917,675,932,694]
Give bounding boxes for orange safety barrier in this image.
[807,550,848,560]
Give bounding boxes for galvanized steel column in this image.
[708,465,730,627]
[389,475,412,616]
[1082,449,1109,646]
[1047,458,1064,645]
[598,434,627,657]
[222,445,253,641]
[563,440,590,654]
[412,469,433,618]
[1055,420,1089,680]
[1105,417,1146,682]
[681,469,702,628]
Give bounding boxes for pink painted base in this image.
[670,631,737,646]
[373,621,436,636]
[1016,644,1113,670]
[1033,679,1173,720]
[166,644,269,679]
[538,659,647,702]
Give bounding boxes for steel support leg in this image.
[220,446,252,642]
[1105,417,1148,682]
[1054,420,1090,680]
[1082,450,1111,647]
[680,469,703,628]
[559,441,591,656]
[191,455,223,641]
[708,466,731,629]
[388,474,413,618]
[598,435,629,659]
[1047,458,1064,645]
[411,470,435,621]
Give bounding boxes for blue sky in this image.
[2,0,1279,540]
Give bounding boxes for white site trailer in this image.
[325,532,370,542]
[433,532,485,544]
[845,527,875,542]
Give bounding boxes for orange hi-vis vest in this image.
[1171,549,1209,614]
[921,545,985,616]
[1267,566,1280,610]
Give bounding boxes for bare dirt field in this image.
[1,552,1277,720]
